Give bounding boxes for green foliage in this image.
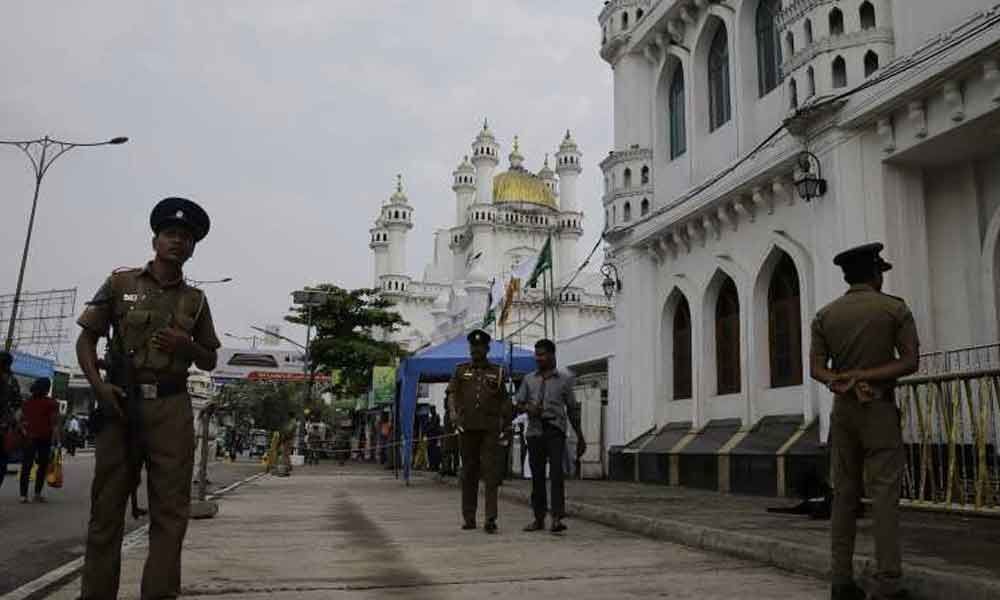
[285,285,408,397]
[218,380,305,432]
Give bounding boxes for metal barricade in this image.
[896,368,1000,512]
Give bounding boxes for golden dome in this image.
[492,168,557,210]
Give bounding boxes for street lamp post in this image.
[225,332,261,348]
[291,288,334,457]
[1,135,128,351]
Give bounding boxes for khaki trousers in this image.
[830,397,904,595]
[81,393,194,600]
[460,430,499,523]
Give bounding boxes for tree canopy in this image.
[285,285,408,397]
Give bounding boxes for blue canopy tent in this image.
[396,334,537,482]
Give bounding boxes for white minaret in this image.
[556,131,583,283]
[539,153,557,196]
[471,119,499,207]
[452,155,475,226]
[382,174,413,278]
[369,211,390,287]
[555,130,582,212]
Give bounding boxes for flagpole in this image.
[542,276,549,340]
[549,254,557,341]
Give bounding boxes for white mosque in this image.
[369,121,614,352]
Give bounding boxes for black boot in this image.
[831,582,866,600]
[484,518,498,534]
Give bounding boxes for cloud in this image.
[0,1,611,363]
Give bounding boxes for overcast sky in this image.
[0,1,611,363]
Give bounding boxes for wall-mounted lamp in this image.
[601,263,622,300]
[794,151,827,202]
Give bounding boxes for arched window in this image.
[623,201,632,222]
[756,0,782,97]
[806,66,816,97]
[622,11,629,31]
[804,19,813,44]
[860,1,876,30]
[832,55,847,88]
[709,26,732,130]
[641,198,650,216]
[394,210,400,219]
[715,277,741,395]
[637,9,644,20]
[623,168,633,189]
[785,31,795,57]
[829,8,844,36]
[612,205,617,223]
[864,50,879,77]
[768,253,803,387]
[669,67,687,158]
[640,165,650,185]
[673,297,693,400]
[789,77,798,109]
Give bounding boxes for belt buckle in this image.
[140,384,157,400]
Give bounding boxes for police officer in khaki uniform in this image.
[447,329,512,533]
[76,197,221,600]
[810,242,919,600]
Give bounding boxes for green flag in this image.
[526,236,553,288]
[483,278,496,327]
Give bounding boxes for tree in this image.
[217,380,305,433]
[285,285,408,397]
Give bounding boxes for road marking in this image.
[0,470,268,600]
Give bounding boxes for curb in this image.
[0,470,269,600]
[438,477,1000,600]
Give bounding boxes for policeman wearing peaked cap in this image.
[810,241,920,600]
[448,328,511,534]
[150,196,211,242]
[75,197,221,600]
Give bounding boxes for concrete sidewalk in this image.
[475,476,1000,600]
[44,463,828,599]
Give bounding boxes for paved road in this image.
[0,452,263,594]
[47,463,828,599]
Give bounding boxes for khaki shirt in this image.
[447,361,512,432]
[810,284,920,399]
[78,263,221,382]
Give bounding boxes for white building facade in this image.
[369,123,613,353]
[599,0,1000,493]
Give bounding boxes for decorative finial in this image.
[565,129,572,140]
[396,173,403,192]
[483,118,489,130]
[513,135,520,152]
[544,153,550,167]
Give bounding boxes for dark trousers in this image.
[460,430,499,523]
[20,439,52,497]
[528,424,566,521]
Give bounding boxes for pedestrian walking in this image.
[426,411,443,473]
[65,414,82,456]
[516,339,586,534]
[810,242,920,600]
[0,351,22,492]
[447,329,512,533]
[75,197,221,600]
[18,378,59,503]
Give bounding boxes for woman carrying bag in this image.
[19,378,60,503]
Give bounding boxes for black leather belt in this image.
[137,381,187,399]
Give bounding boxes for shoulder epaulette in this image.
[112,266,141,275]
[880,292,906,304]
